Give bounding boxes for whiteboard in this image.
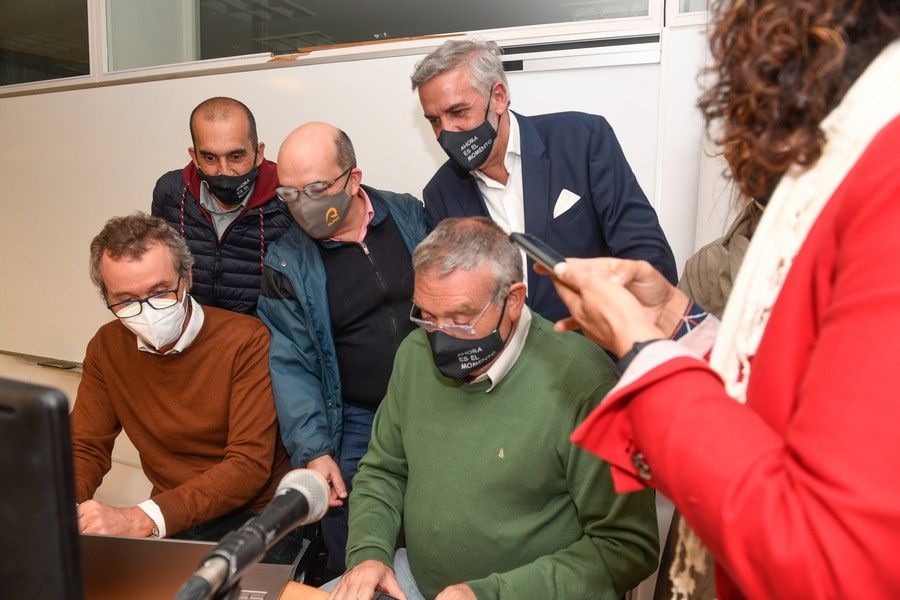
[0,40,696,363]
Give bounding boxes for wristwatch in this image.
[616,339,664,373]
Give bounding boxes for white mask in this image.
[120,293,189,351]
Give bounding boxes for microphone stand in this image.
[173,469,329,600]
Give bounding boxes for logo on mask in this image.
[288,190,354,240]
[198,165,258,207]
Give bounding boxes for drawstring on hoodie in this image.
[258,207,265,275]
[179,185,188,237]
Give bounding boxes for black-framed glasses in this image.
[106,274,183,318]
[276,167,353,203]
[410,289,501,336]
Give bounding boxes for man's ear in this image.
[188,147,197,164]
[255,142,265,166]
[506,281,527,322]
[490,81,510,115]
[185,268,193,292]
[348,167,364,196]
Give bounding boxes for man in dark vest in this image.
[152,96,293,314]
[257,122,427,575]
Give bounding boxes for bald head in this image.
[189,97,257,147]
[277,122,357,188]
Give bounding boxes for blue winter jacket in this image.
[257,186,427,467]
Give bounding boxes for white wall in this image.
[653,24,709,265]
[0,355,151,506]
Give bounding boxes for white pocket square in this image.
[553,189,581,219]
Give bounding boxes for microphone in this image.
[174,469,329,600]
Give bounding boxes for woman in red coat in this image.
[543,1,900,598]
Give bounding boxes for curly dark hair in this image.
[699,0,900,202]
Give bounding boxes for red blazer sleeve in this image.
[572,118,900,598]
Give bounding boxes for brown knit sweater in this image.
[71,305,290,535]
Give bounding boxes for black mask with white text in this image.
[198,165,258,207]
[426,298,508,380]
[437,96,497,171]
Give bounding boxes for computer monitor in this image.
[0,377,83,599]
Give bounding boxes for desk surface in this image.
[282,582,330,599]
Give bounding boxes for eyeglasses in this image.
[106,275,183,318]
[410,290,500,336]
[276,167,353,203]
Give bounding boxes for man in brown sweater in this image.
[72,213,291,547]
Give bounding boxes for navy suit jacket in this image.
[423,111,677,322]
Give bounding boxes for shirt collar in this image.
[136,296,205,355]
[334,186,374,244]
[469,304,532,391]
[472,111,521,185]
[320,187,379,248]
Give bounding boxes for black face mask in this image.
[198,165,258,207]
[437,95,497,172]
[426,297,508,381]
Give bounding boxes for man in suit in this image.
[411,38,677,322]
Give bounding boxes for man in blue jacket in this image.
[411,39,677,323]
[257,122,427,576]
[152,96,293,314]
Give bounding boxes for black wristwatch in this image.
[616,339,665,373]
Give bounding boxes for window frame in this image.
[666,0,710,27]
[1,0,671,98]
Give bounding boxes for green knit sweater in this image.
[346,314,659,599]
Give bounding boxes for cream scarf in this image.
[711,40,900,401]
[670,40,900,599]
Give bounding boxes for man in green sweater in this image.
[331,217,659,600]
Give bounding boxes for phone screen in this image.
[509,232,566,271]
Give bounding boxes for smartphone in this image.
[509,232,566,271]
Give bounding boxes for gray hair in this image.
[335,128,357,171]
[89,212,194,299]
[413,217,523,298]
[411,39,508,101]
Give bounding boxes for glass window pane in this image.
[0,0,89,85]
[106,0,652,71]
[107,0,201,71]
[201,0,650,58]
[679,0,708,13]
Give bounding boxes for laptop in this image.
[80,534,295,600]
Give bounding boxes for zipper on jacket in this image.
[213,244,222,301]
[359,241,402,347]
